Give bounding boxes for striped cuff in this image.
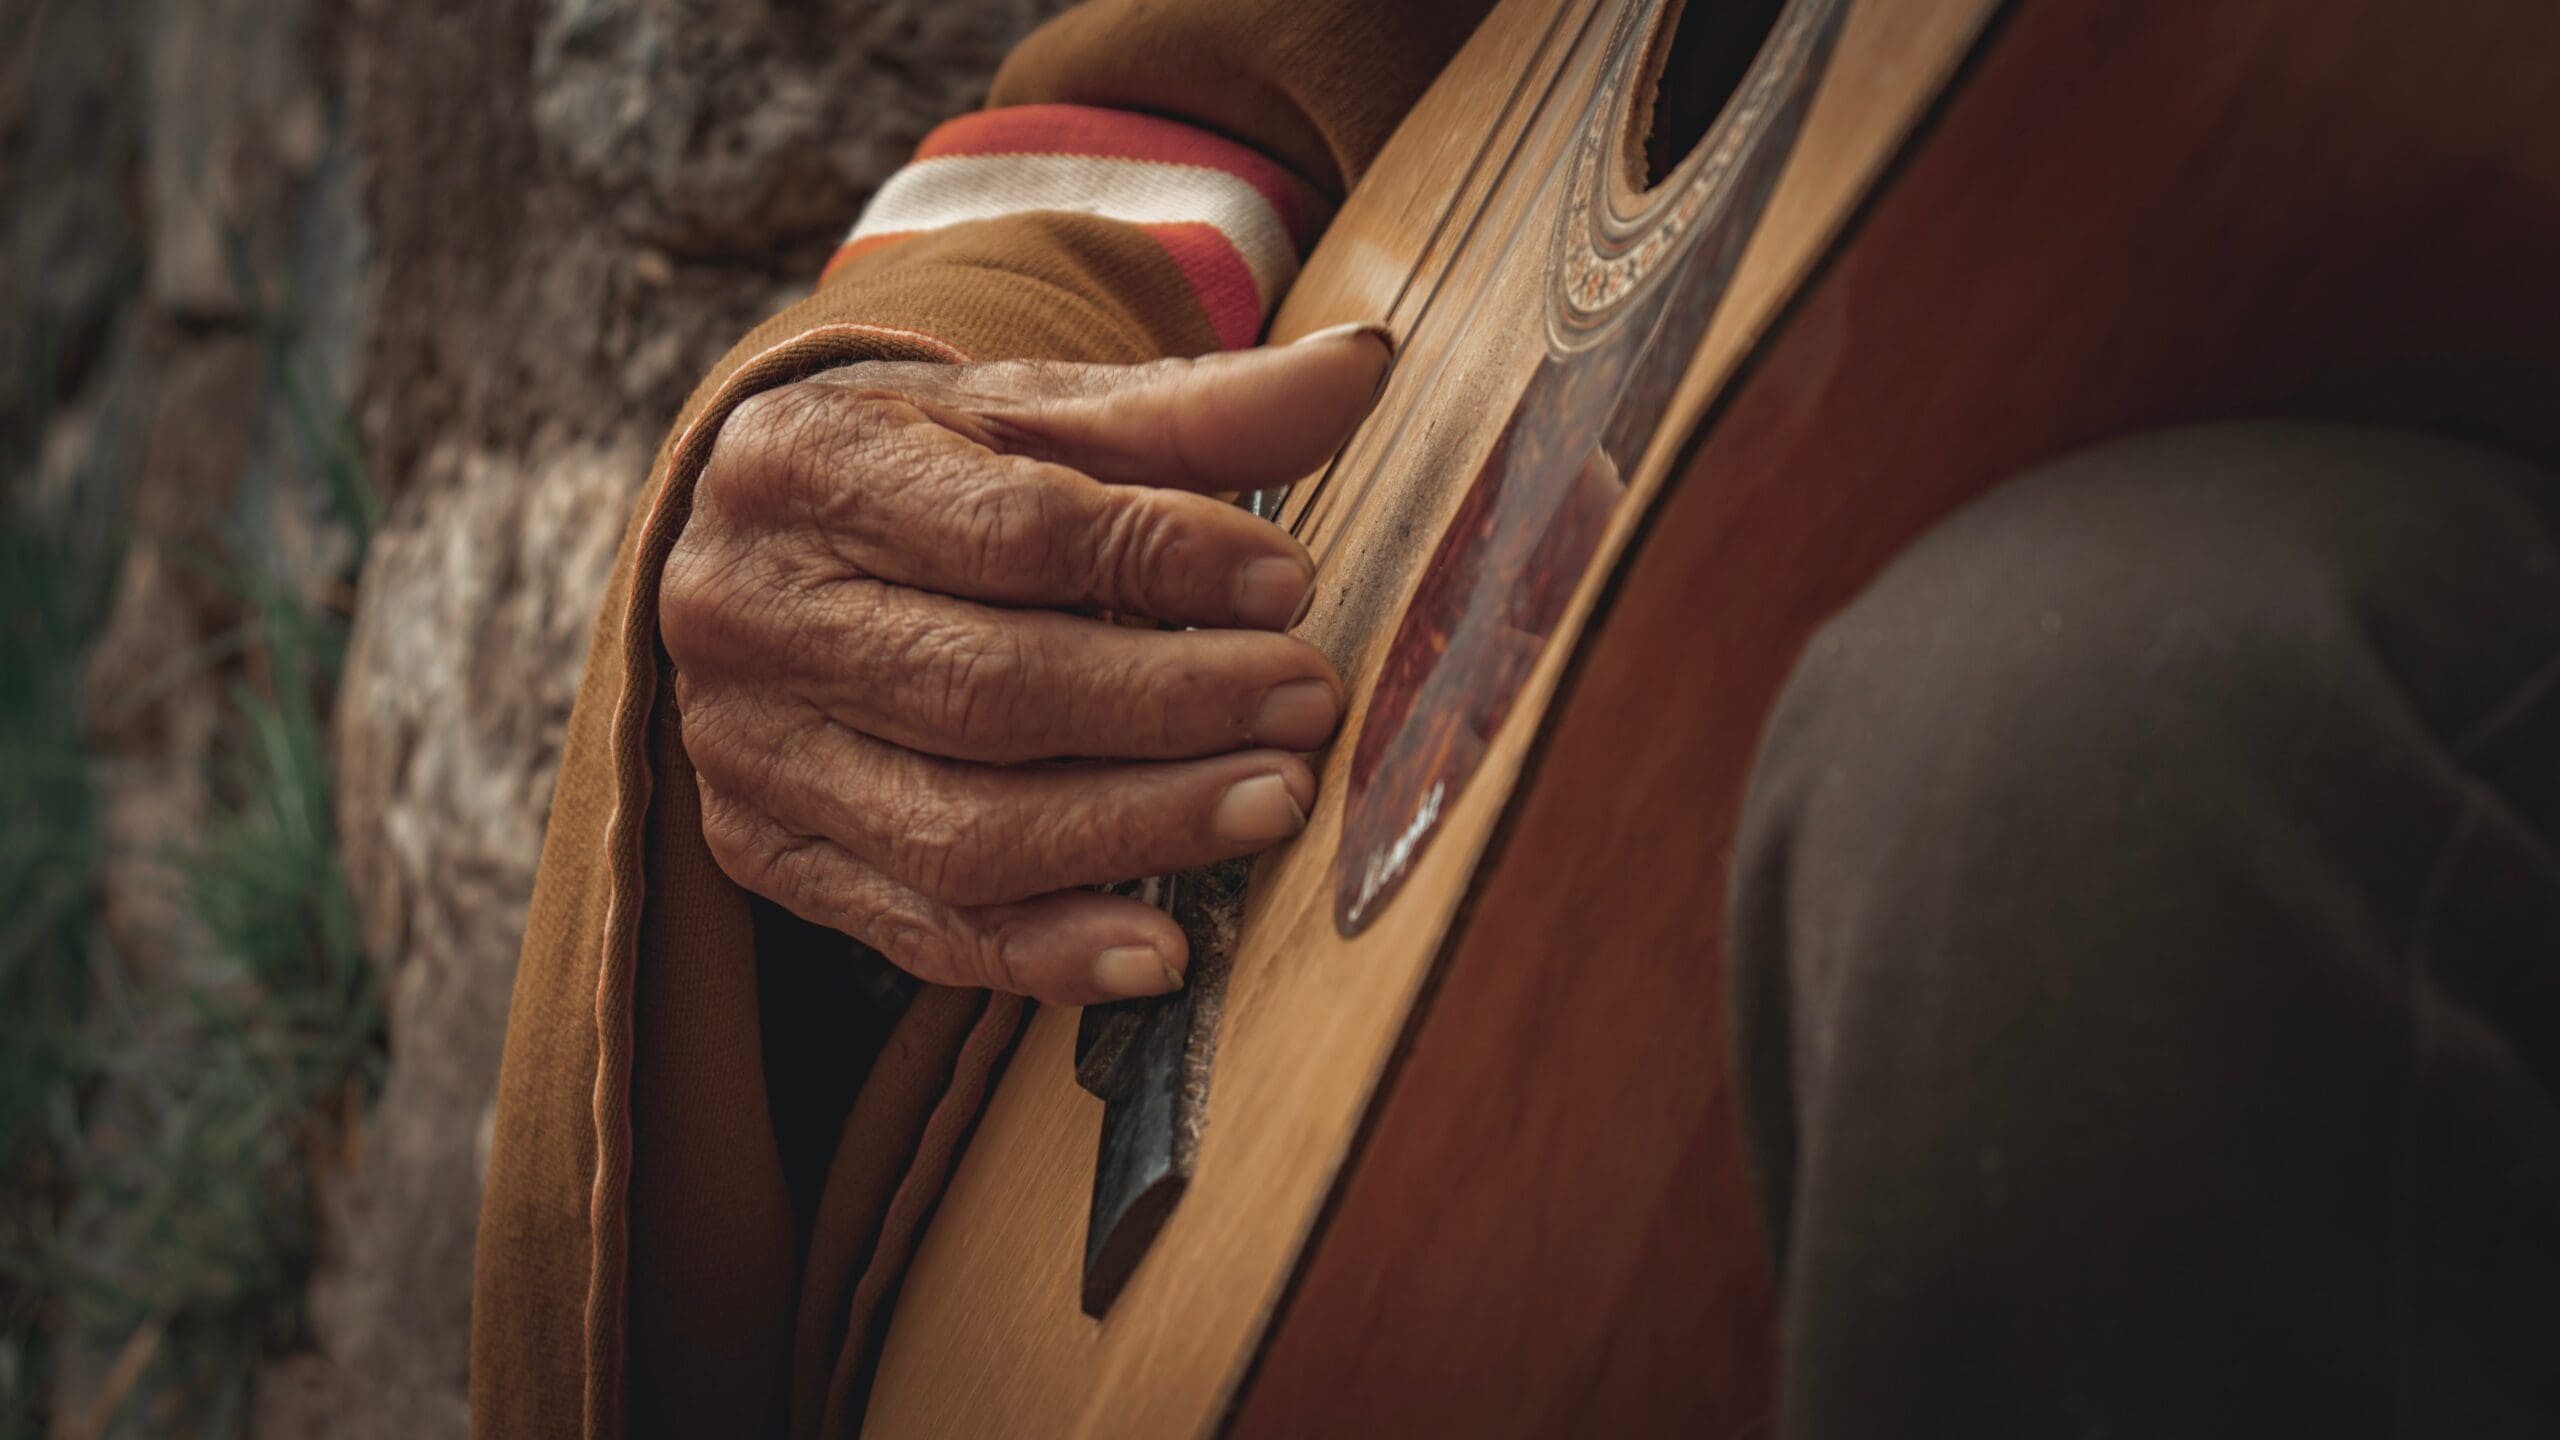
[824,104,1331,351]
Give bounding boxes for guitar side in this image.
[1244,0,2560,1431]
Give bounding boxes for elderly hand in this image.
[660,328,1388,1005]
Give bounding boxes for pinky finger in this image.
[703,795,1192,1005]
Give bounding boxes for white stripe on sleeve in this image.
[848,152,1299,308]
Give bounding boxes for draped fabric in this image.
[468,2,1495,1436]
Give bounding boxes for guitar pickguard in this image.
[1336,0,1845,933]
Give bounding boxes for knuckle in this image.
[1093,491,1186,607]
[1142,654,1211,754]
[717,385,792,456]
[696,786,785,893]
[806,577,897,678]
[679,692,833,838]
[963,914,1030,994]
[706,385,822,511]
[1141,355,1207,485]
[1076,644,1185,755]
[656,540,727,661]
[953,464,1078,594]
[844,892,957,981]
[886,805,982,905]
[673,691,768,795]
[714,382,909,533]
[904,618,1032,754]
[659,535,787,671]
[805,412,932,536]
[1023,792,1127,890]
[870,903,1015,992]
[876,769,1017,907]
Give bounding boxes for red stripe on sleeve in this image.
[1138,222,1266,351]
[818,231,916,285]
[914,104,1325,251]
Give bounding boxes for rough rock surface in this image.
[301,435,646,1436]
[144,0,333,322]
[6,0,369,1428]
[8,1,1067,1427]
[304,2,1067,1433]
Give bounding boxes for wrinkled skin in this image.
[662,330,1389,1004]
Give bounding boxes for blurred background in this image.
[1,1,1066,1433]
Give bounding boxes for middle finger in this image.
[774,579,1343,764]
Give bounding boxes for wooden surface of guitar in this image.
[867,0,2560,1433]
[864,0,1991,1433]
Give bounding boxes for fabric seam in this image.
[583,322,973,1440]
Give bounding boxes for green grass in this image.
[0,306,129,1440]
[1,243,381,1437]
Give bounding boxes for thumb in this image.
[977,322,1392,493]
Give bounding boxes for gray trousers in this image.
[1731,423,2560,1437]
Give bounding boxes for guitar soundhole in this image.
[1636,0,1789,191]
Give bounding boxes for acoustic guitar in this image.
[863,0,2560,1432]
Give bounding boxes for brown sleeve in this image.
[469,4,1494,1437]
[988,0,1498,197]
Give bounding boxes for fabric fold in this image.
[471,4,1493,1434]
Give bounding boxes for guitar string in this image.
[1292,0,1618,570]
[1282,0,1589,543]
[1126,0,1629,1136]
[1300,0,1615,575]
[1278,0,1598,546]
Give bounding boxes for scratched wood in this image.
[1330,0,1870,938]
[860,1,1991,1434]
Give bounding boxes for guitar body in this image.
[866,0,2560,1433]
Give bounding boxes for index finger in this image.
[963,323,1392,493]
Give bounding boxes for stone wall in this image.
[4,0,1064,1433]
[310,1,1070,1433]
[306,1,1074,1434]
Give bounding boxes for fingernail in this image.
[1292,320,1396,355]
[1289,574,1318,628]
[1095,937,1182,994]
[1252,678,1339,748]
[1214,771,1309,844]
[1094,944,1183,998]
[1236,555,1311,630]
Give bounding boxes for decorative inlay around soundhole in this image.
[1335,0,1844,934]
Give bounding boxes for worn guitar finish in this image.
[866,0,2560,1432]
[1338,0,1838,932]
[865,1,1993,1430]
[1082,0,1843,1312]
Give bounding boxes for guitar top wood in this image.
[864,1,1995,1433]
